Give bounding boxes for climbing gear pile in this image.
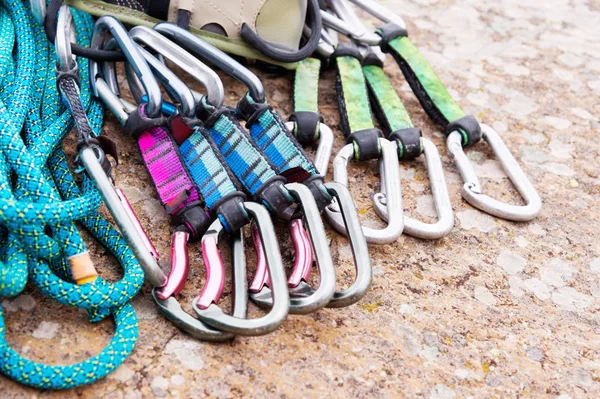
[0,0,542,390]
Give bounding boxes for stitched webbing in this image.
[383,36,465,127]
[294,58,320,114]
[335,55,375,136]
[363,64,413,132]
[138,122,201,214]
[180,125,239,210]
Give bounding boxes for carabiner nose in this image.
[249,183,337,315]
[447,124,542,221]
[373,138,454,239]
[324,138,404,244]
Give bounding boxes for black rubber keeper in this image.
[348,128,383,161]
[377,23,409,53]
[211,193,251,233]
[446,115,482,147]
[289,111,322,146]
[173,204,213,242]
[304,175,333,211]
[390,128,422,160]
[255,176,297,221]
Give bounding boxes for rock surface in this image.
[1,0,600,397]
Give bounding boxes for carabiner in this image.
[248,183,336,314]
[127,26,224,109]
[324,138,404,244]
[447,125,542,221]
[154,23,265,103]
[324,0,382,46]
[373,138,454,239]
[90,17,163,118]
[151,228,248,342]
[84,16,168,287]
[29,0,45,24]
[152,24,342,313]
[195,202,290,336]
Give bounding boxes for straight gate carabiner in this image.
[447,126,542,221]
[324,137,404,244]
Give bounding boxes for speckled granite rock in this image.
[2,0,600,397]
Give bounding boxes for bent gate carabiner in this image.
[194,203,290,336]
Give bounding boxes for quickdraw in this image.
[328,0,543,221]
[154,24,372,310]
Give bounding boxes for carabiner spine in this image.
[79,147,168,287]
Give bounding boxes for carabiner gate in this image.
[195,202,290,336]
[373,138,454,239]
[249,183,336,314]
[151,228,249,341]
[447,125,542,221]
[324,138,404,244]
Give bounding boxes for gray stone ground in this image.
[2,0,600,397]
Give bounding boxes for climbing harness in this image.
[39,0,323,66]
[0,3,143,389]
[155,24,372,309]
[327,0,542,221]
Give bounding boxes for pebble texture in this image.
[1,0,600,397]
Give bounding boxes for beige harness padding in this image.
[169,0,307,51]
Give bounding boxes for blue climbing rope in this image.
[0,0,143,389]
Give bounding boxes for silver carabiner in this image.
[128,26,225,109]
[55,13,166,287]
[345,0,408,31]
[248,183,336,314]
[151,229,248,342]
[194,202,290,336]
[29,0,46,24]
[154,23,265,103]
[447,125,542,221]
[325,0,382,46]
[90,17,163,119]
[373,138,454,239]
[324,138,404,244]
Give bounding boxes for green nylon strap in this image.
[293,58,321,114]
[363,64,413,132]
[387,36,465,123]
[336,56,375,134]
